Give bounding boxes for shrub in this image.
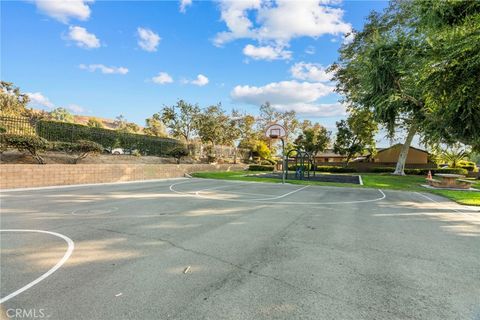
[434,168,468,175]
[248,164,274,171]
[288,164,312,171]
[36,120,182,157]
[370,167,468,175]
[371,167,395,173]
[457,160,477,172]
[315,166,357,173]
[132,149,141,157]
[48,140,102,163]
[260,159,277,165]
[0,133,47,164]
[169,146,189,164]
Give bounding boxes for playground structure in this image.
[265,123,358,184]
[285,149,316,180]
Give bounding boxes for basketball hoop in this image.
[265,123,287,184]
[265,124,286,139]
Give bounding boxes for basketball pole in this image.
[281,137,285,184]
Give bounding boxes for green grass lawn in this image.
[192,171,480,206]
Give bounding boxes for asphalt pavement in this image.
[1,178,479,320]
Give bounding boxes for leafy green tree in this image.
[49,107,75,123]
[258,102,299,142]
[333,109,378,165]
[231,110,256,142]
[333,1,480,173]
[414,0,480,150]
[87,118,104,128]
[331,4,427,175]
[144,113,167,137]
[0,81,30,116]
[196,104,240,146]
[161,100,200,142]
[439,144,470,168]
[294,123,330,156]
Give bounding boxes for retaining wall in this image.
[0,163,247,189]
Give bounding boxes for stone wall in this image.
[0,163,247,189]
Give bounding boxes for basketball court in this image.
[1,178,479,319]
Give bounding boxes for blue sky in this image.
[2,0,391,141]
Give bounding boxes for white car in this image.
[111,148,125,155]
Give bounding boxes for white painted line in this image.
[169,180,386,205]
[0,229,74,304]
[257,185,310,200]
[194,183,308,201]
[1,177,187,193]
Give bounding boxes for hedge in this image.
[315,166,357,173]
[288,164,313,171]
[36,120,183,157]
[248,165,274,171]
[370,167,468,175]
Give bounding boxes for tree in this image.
[195,104,240,146]
[169,146,189,164]
[49,140,103,164]
[333,1,480,174]
[0,81,30,116]
[294,123,331,156]
[414,1,480,150]
[439,144,470,168]
[232,109,256,142]
[114,115,140,133]
[258,102,299,142]
[331,4,428,175]
[0,133,47,164]
[87,118,104,128]
[333,109,378,165]
[144,113,167,137]
[49,107,75,123]
[114,114,127,129]
[161,100,200,142]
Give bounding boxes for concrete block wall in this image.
[0,164,247,189]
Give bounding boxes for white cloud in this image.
[190,74,209,86]
[243,44,291,61]
[231,80,334,105]
[231,79,343,117]
[179,0,192,13]
[27,92,54,109]
[66,104,85,113]
[152,72,173,84]
[137,27,161,52]
[33,0,93,23]
[66,26,100,48]
[214,0,261,46]
[290,62,332,82]
[79,64,129,75]
[273,102,346,117]
[214,0,352,48]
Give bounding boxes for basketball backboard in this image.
[265,123,286,139]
